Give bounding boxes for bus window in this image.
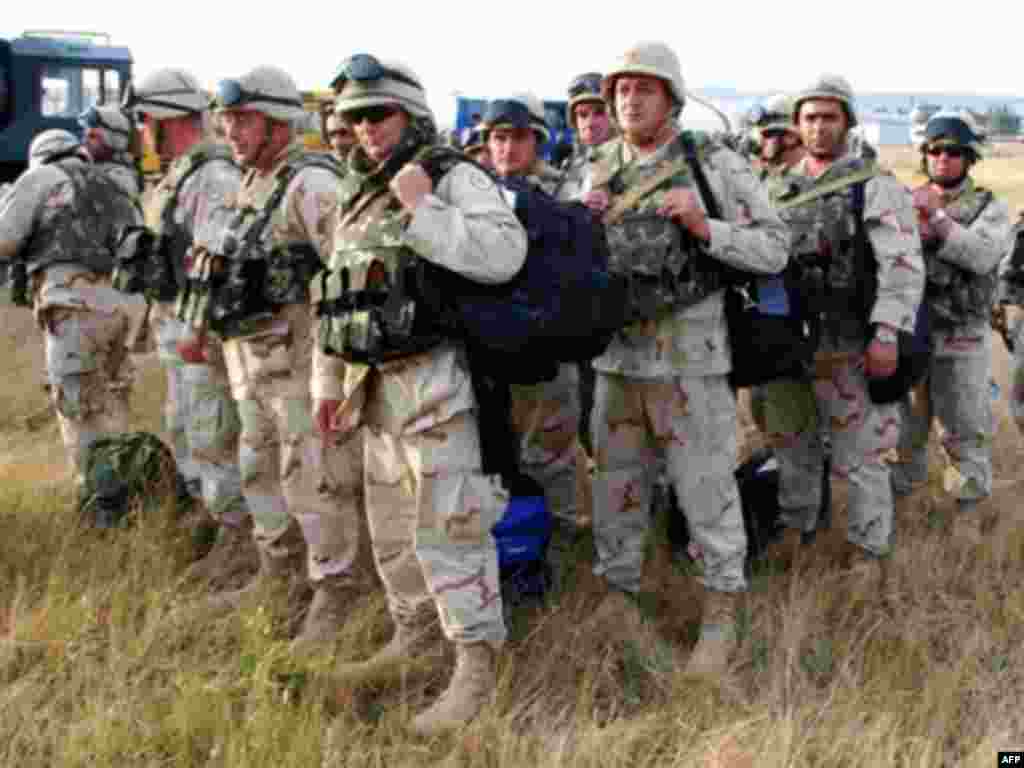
[40,65,103,117]
[83,68,101,110]
[104,69,121,103]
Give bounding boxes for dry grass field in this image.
[2,145,1024,767]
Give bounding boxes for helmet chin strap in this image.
[928,170,968,190]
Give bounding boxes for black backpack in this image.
[419,151,628,385]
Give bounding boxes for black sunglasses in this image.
[342,104,399,126]
[331,53,421,92]
[568,72,603,99]
[213,79,302,110]
[926,145,967,159]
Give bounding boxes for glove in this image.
[315,399,342,443]
[177,332,208,364]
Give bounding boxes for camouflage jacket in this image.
[0,156,141,276]
[921,177,1011,357]
[998,212,1024,307]
[143,141,240,295]
[582,130,789,379]
[311,142,527,436]
[555,145,602,201]
[786,154,923,355]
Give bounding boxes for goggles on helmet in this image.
[78,106,132,137]
[330,53,421,93]
[923,116,980,148]
[213,79,303,111]
[568,72,603,100]
[122,82,201,116]
[483,100,534,131]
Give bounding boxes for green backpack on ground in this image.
[78,432,194,528]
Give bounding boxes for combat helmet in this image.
[757,93,798,137]
[331,54,434,123]
[483,92,551,143]
[79,105,135,153]
[28,129,81,169]
[565,72,606,130]
[601,41,686,118]
[922,110,987,162]
[212,66,305,124]
[123,68,208,120]
[792,74,858,127]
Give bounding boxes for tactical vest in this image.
[313,158,446,364]
[25,158,138,276]
[176,150,342,338]
[922,184,995,327]
[596,133,722,325]
[776,159,878,343]
[114,142,234,301]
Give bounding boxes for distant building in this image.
[860,113,912,146]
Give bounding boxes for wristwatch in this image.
[874,325,898,345]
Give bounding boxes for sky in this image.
[5,1,1023,130]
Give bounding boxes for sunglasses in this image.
[79,106,131,136]
[214,79,302,110]
[330,53,421,92]
[926,145,967,159]
[568,72,603,99]
[342,105,399,126]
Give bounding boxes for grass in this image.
[2,146,1024,766]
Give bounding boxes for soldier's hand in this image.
[389,164,434,212]
[864,337,898,379]
[582,189,610,213]
[658,188,711,242]
[177,332,208,364]
[315,398,343,444]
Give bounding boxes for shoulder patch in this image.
[467,167,494,192]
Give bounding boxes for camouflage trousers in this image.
[1009,319,1024,433]
[893,345,993,502]
[223,305,360,584]
[151,306,199,483]
[591,372,747,594]
[37,269,134,482]
[773,359,899,556]
[360,406,507,650]
[511,363,580,522]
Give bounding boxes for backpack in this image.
[418,150,628,385]
[78,432,194,528]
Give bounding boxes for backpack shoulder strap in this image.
[679,130,722,220]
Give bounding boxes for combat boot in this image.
[409,642,496,735]
[181,517,259,587]
[290,576,360,653]
[684,590,738,677]
[201,526,306,617]
[334,609,443,678]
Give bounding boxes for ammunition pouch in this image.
[924,246,998,327]
[263,244,321,305]
[605,212,717,324]
[111,226,178,302]
[311,249,446,365]
[9,260,30,307]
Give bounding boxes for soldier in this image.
[119,67,251,581]
[998,214,1024,434]
[755,94,805,188]
[78,104,143,197]
[485,93,563,193]
[324,110,355,167]
[0,129,142,483]
[461,126,492,170]
[483,93,580,525]
[556,72,615,201]
[771,76,924,570]
[579,42,788,674]
[183,66,358,647]
[891,112,1011,539]
[317,54,526,732]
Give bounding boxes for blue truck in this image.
[454,95,574,163]
[0,31,132,182]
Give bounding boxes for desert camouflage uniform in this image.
[0,155,142,481]
[892,179,1011,502]
[584,132,789,594]
[999,215,1024,430]
[505,160,581,522]
[773,156,923,553]
[312,153,527,649]
[213,143,357,585]
[144,145,246,523]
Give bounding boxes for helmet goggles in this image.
[122,82,201,116]
[330,53,421,93]
[568,72,603,100]
[213,79,303,111]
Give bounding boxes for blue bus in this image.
[0,31,132,182]
[454,96,575,163]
